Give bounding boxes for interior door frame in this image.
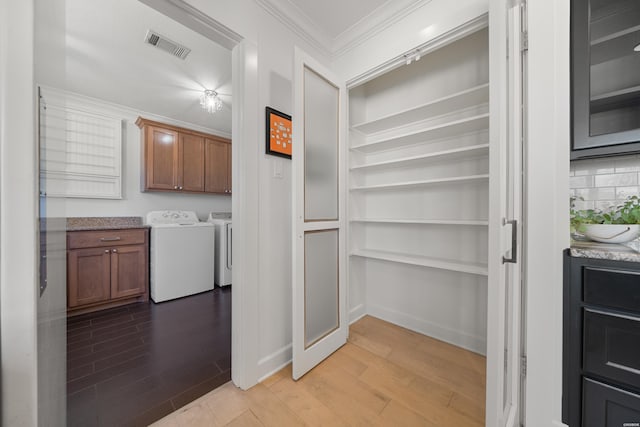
[0,2,261,424]
[486,0,527,425]
[0,0,39,424]
[138,0,260,391]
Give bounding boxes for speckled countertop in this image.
[570,239,640,263]
[67,217,149,231]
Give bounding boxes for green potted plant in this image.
[571,195,640,243]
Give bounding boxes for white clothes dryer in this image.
[207,212,231,286]
[146,210,215,302]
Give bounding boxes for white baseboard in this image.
[256,304,366,383]
[367,303,486,355]
[349,303,366,324]
[257,344,292,383]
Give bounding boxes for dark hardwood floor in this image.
[67,286,231,427]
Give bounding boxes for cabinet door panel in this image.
[583,309,640,390]
[583,378,640,427]
[584,267,640,313]
[571,0,640,157]
[180,133,205,192]
[110,245,147,299]
[205,139,230,193]
[68,248,111,307]
[147,126,179,190]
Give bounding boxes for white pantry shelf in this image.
[350,249,488,276]
[351,114,489,153]
[590,24,640,46]
[350,218,489,226]
[351,83,489,135]
[350,174,489,191]
[591,85,640,102]
[350,143,489,171]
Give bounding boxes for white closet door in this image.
[487,0,526,426]
[292,47,347,380]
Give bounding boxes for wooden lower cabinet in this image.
[110,245,148,300]
[67,228,149,315]
[68,247,111,308]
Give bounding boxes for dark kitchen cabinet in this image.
[563,251,640,426]
[571,0,640,159]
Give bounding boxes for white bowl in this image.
[582,224,640,244]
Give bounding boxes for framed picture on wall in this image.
[265,107,292,159]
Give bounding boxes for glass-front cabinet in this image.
[572,0,640,158]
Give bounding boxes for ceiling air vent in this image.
[144,30,191,60]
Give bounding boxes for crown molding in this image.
[332,0,433,58]
[254,0,436,59]
[253,0,332,58]
[345,13,488,88]
[139,0,243,50]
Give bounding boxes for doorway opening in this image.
[35,0,249,424]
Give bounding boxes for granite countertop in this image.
[67,217,149,231]
[570,239,640,263]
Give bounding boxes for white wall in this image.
[525,0,570,425]
[35,0,68,423]
[0,0,38,424]
[39,88,232,221]
[332,0,488,83]
[184,0,331,381]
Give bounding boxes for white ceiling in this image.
[286,0,391,39]
[62,0,232,134]
[51,0,426,135]
[257,0,429,55]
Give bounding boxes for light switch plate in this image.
[273,158,283,179]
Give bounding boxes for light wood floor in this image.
[150,315,486,427]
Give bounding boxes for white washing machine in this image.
[207,212,232,286]
[146,210,215,302]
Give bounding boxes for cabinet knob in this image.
[179,186,183,190]
[112,249,117,253]
[174,186,178,189]
[104,250,110,253]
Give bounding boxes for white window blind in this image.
[40,95,122,199]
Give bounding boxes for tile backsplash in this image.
[570,154,640,211]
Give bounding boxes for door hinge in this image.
[521,355,527,377]
[520,31,528,52]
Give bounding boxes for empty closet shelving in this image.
[347,27,489,354]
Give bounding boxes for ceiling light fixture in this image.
[200,90,222,113]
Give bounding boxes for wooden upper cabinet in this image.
[146,126,179,190]
[136,117,230,195]
[180,133,205,192]
[205,138,231,194]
